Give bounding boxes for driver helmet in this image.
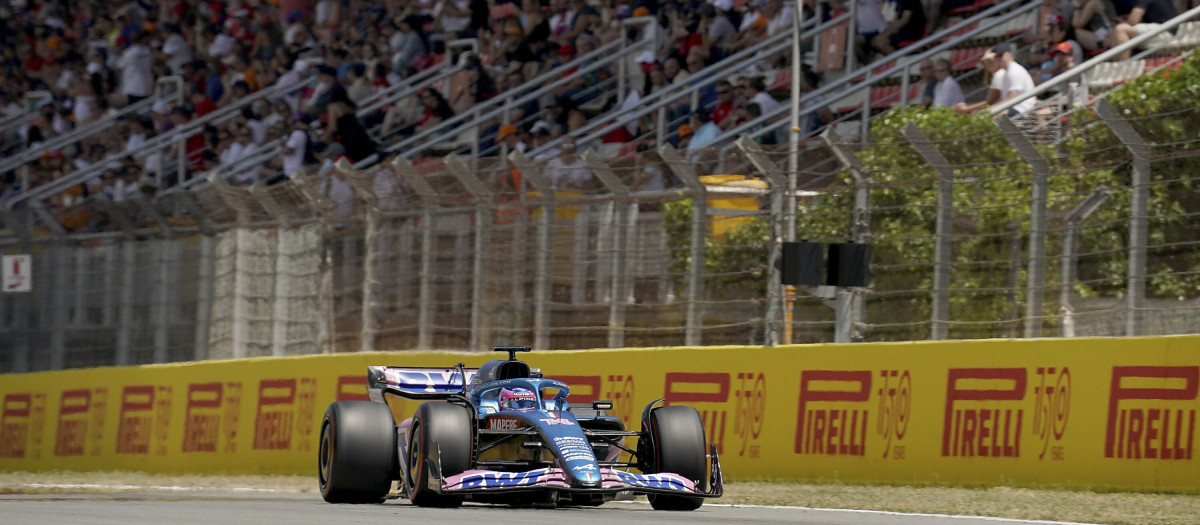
[499,386,538,411]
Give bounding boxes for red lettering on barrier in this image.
[605,374,635,425]
[183,382,223,453]
[336,376,369,402]
[875,370,911,459]
[0,394,31,458]
[116,385,155,454]
[1105,366,1198,460]
[55,389,91,457]
[665,373,731,454]
[942,368,1025,458]
[795,371,870,457]
[553,376,602,404]
[734,372,766,458]
[253,379,296,451]
[295,378,317,453]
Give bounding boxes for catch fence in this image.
[3,92,1200,372]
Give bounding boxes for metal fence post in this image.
[903,123,954,340]
[195,235,214,361]
[658,145,706,346]
[392,156,441,350]
[49,241,68,370]
[736,136,787,346]
[335,161,381,352]
[116,239,136,366]
[447,154,497,350]
[996,116,1050,338]
[1095,100,1149,337]
[509,151,556,350]
[821,129,871,342]
[583,150,634,348]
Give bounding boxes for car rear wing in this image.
[368,365,478,400]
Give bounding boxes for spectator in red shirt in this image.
[711,80,740,131]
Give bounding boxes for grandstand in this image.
[2,0,1200,372]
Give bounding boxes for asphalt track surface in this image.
[0,492,1098,525]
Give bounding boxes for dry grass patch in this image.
[2,472,1199,524]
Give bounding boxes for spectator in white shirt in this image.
[993,43,1037,116]
[542,136,593,190]
[746,76,781,116]
[159,24,194,75]
[932,58,965,108]
[117,31,155,105]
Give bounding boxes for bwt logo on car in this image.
[615,471,686,490]
[459,470,546,488]
[1105,366,1198,460]
[794,370,871,457]
[0,393,46,459]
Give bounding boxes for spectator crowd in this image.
[0,0,1191,232]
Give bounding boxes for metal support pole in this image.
[997,117,1050,338]
[1059,188,1110,338]
[49,242,67,370]
[736,136,788,345]
[271,230,292,357]
[446,155,497,350]
[821,129,871,342]
[583,150,634,348]
[194,235,214,361]
[509,151,556,350]
[659,145,707,346]
[116,240,136,366]
[1095,100,1149,337]
[392,156,441,350]
[903,123,954,340]
[152,240,172,363]
[231,230,249,359]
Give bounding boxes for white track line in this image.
[22,483,290,493]
[703,503,1101,524]
[19,484,1100,524]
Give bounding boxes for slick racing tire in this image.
[645,405,707,511]
[319,401,397,503]
[407,402,473,508]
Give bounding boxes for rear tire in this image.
[407,402,473,508]
[318,401,396,503]
[645,405,706,511]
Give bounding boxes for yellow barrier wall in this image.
[1,337,1198,492]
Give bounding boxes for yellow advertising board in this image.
[1,337,1198,493]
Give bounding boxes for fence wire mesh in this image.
[4,89,1200,372]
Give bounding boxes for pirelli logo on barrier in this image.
[183,382,242,454]
[793,370,911,459]
[942,367,1071,460]
[253,378,318,452]
[54,388,107,457]
[0,393,46,459]
[665,372,765,458]
[1105,366,1198,461]
[115,385,172,456]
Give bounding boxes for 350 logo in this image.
[664,372,766,457]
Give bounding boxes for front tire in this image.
[318,401,396,503]
[407,402,473,507]
[645,405,707,511]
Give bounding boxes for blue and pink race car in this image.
[318,345,723,509]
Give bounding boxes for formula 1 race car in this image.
[318,345,722,509]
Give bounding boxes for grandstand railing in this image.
[713,0,1040,150]
[3,74,320,235]
[0,77,184,177]
[386,16,657,160]
[990,4,1200,117]
[512,11,845,158]
[356,38,479,119]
